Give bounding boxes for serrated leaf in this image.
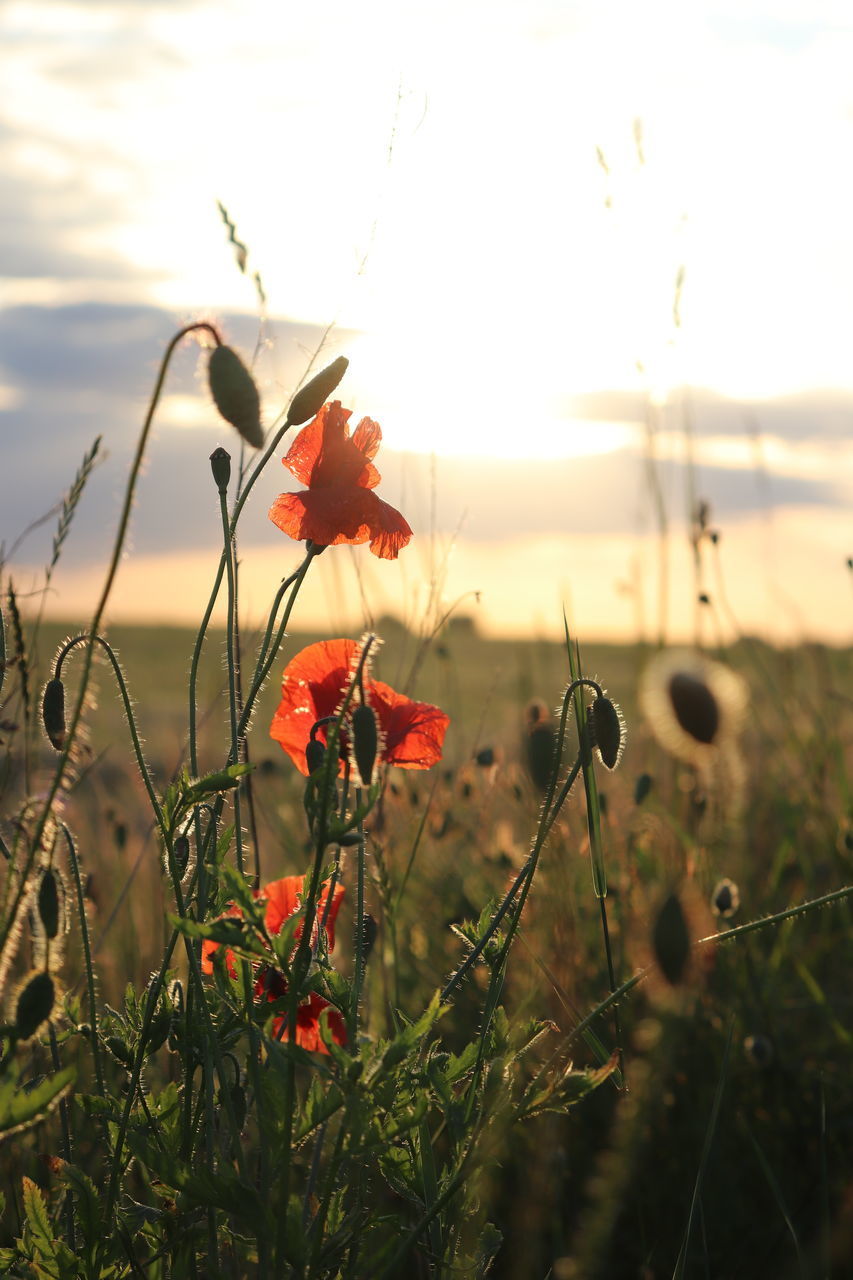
[21,1176,57,1262]
[124,1132,268,1235]
[295,1078,344,1144]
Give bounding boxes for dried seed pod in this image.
[285,356,349,427]
[14,970,56,1041]
[352,703,378,787]
[652,892,690,986]
[42,678,66,750]
[590,695,625,770]
[209,446,232,493]
[208,345,263,448]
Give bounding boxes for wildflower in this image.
[270,638,449,777]
[268,401,412,559]
[639,649,747,767]
[255,967,346,1053]
[201,873,344,978]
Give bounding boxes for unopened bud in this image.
[42,678,66,750]
[634,773,653,805]
[360,912,378,961]
[305,738,326,774]
[352,703,378,787]
[174,835,191,876]
[14,970,56,1041]
[711,878,740,918]
[208,345,264,448]
[526,723,557,792]
[589,695,625,770]
[652,893,690,986]
[667,673,719,745]
[285,356,349,427]
[209,447,232,493]
[37,868,61,940]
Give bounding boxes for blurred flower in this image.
[270,638,449,777]
[268,401,412,559]
[640,649,747,767]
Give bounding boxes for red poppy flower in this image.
[270,638,450,777]
[255,966,346,1054]
[268,401,413,559]
[200,873,344,978]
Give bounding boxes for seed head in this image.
[208,345,264,448]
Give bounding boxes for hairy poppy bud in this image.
[668,673,719,744]
[360,912,378,961]
[174,835,191,877]
[208,345,264,448]
[652,892,690,986]
[744,1034,773,1069]
[305,738,326,774]
[590,695,625,770]
[37,868,61,940]
[42,678,66,750]
[209,447,232,493]
[352,703,378,787]
[285,356,349,427]
[14,970,56,1041]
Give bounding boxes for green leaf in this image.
[0,1065,76,1140]
[21,1177,57,1265]
[295,1077,344,1144]
[124,1132,269,1236]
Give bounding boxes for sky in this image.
[1,0,852,644]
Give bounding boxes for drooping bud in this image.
[285,356,349,427]
[209,447,232,493]
[352,703,378,787]
[589,695,625,770]
[208,345,264,449]
[174,835,191,877]
[652,892,690,986]
[14,970,56,1041]
[305,738,326,775]
[360,912,378,961]
[42,678,66,750]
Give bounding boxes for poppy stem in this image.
[349,788,367,1047]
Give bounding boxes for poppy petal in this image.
[365,495,414,560]
[270,639,357,774]
[351,417,382,471]
[370,679,450,768]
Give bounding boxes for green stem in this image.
[61,825,105,1098]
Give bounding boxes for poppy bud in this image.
[106,1035,133,1066]
[352,703,378,787]
[475,747,496,768]
[744,1034,774,1069]
[37,868,62,940]
[14,970,56,1041]
[711,877,739,918]
[668,673,719,744]
[208,345,264,449]
[174,835,191,877]
[634,773,653,805]
[42,678,66,750]
[285,356,349,426]
[589,695,625,770]
[209,447,232,493]
[305,738,326,774]
[652,892,690,986]
[526,723,557,792]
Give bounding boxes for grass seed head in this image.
[208,344,264,448]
